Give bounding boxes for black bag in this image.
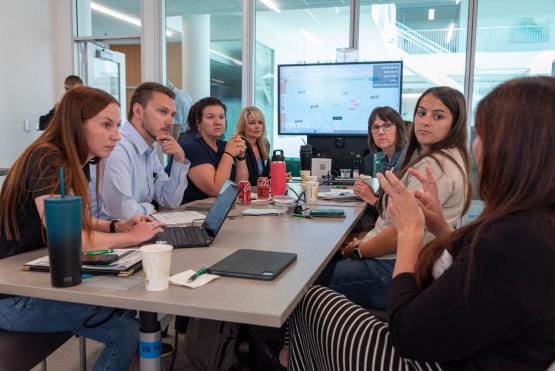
[184,318,241,371]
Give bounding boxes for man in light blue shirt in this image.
[100,82,190,220]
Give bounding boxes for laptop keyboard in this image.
[153,226,210,248]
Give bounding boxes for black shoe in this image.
[264,340,287,371]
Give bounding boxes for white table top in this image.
[0,199,365,327]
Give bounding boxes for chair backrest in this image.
[0,329,72,371]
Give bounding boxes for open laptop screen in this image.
[202,183,240,238]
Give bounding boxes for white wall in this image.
[0,0,73,169]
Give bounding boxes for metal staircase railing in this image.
[395,21,452,55]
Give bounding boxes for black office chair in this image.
[0,329,86,371]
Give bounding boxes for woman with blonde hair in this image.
[234,106,271,185]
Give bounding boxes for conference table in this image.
[0,193,366,369]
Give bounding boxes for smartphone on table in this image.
[81,254,118,265]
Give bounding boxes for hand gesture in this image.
[408,166,453,238]
[129,219,165,245]
[378,171,424,237]
[225,136,246,157]
[353,180,378,205]
[157,134,186,163]
[342,237,360,259]
[116,215,158,233]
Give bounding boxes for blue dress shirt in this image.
[99,121,190,220]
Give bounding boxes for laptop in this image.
[149,183,240,248]
[208,249,297,281]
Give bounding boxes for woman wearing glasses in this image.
[287,76,555,371]
[353,107,407,206]
[313,87,471,311]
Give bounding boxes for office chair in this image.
[0,329,86,371]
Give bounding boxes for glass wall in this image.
[75,0,142,37]
[165,1,242,138]
[472,0,555,113]
[359,0,469,121]
[255,2,351,156]
[470,0,554,199]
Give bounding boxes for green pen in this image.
[187,267,207,283]
[83,249,113,256]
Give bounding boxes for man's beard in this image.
[141,117,157,141]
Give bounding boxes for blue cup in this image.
[373,152,385,177]
[44,196,82,287]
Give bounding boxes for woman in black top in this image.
[0,87,164,370]
[234,106,271,185]
[287,77,555,370]
[171,97,249,203]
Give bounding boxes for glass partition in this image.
[165,1,242,138]
[255,2,351,157]
[359,0,469,121]
[75,0,142,37]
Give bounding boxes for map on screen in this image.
[278,62,402,135]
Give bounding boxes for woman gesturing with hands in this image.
[377,170,425,276]
[286,76,555,371]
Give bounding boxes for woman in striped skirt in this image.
[287,77,555,371]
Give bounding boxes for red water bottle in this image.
[270,149,286,196]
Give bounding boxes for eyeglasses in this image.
[370,122,394,133]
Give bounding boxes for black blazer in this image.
[245,141,270,186]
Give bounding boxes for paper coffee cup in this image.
[300,170,311,184]
[306,181,319,204]
[140,244,173,291]
[358,174,371,185]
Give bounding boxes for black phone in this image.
[81,254,118,265]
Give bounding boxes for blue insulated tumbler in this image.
[373,152,385,177]
[44,196,82,287]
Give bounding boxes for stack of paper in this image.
[318,190,358,200]
[152,211,206,226]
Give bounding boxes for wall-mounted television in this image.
[278,61,403,136]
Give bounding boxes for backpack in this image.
[184,318,241,371]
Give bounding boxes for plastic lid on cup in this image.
[273,196,296,205]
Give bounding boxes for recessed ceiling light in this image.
[91,1,140,26]
[91,2,174,37]
[258,0,281,13]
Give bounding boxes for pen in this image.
[187,267,207,283]
[83,249,113,256]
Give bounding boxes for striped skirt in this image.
[288,285,442,371]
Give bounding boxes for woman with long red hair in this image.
[287,76,555,370]
[0,86,164,370]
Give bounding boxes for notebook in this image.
[148,183,240,248]
[208,249,297,281]
[318,189,359,201]
[23,249,142,277]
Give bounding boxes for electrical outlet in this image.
[24,119,30,132]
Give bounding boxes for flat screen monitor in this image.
[278,61,403,136]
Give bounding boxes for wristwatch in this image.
[235,154,246,161]
[352,245,363,260]
[109,220,118,233]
